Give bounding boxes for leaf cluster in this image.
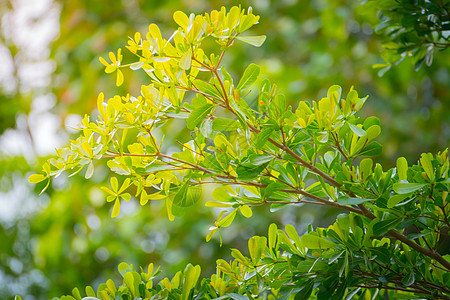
[367,0,450,74]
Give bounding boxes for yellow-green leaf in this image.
[236,35,266,47]
[28,174,46,183]
[205,201,233,208]
[396,157,408,181]
[239,205,252,218]
[110,177,118,192]
[173,10,189,30]
[99,56,109,67]
[420,153,434,181]
[111,199,120,218]
[179,48,192,70]
[285,224,302,247]
[116,69,124,86]
[236,63,260,91]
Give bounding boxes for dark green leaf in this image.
[294,280,314,300]
[373,217,402,236]
[358,141,383,156]
[337,197,373,206]
[401,272,415,286]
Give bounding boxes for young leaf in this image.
[217,210,237,228]
[85,161,94,179]
[179,48,192,70]
[396,157,408,181]
[285,224,302,247]
[268,223,277,249]
[236,35,266,47]
[173,10,189,30]
[239,205,252,218]
[420,153,434,181]
[111,198,121,218]
[28,174,46,183]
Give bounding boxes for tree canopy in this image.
[0,1,449,299]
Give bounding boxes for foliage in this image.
[26,6,450,299]
[366,0,450,74]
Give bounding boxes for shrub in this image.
[27,6,450,300]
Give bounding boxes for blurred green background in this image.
[0,0,448,298]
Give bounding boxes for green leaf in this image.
[401,272,415,286]
[393,183,426,194]
[301,234,336,249]
[236,63,260,91]
[359,158,373,180]
[245,154,273,166]
[236,35,266,47]
[85,285,96,297]
[182,264,201,300]
[211,186,233,202]
[173,182,201,208]
[387,193,411,208]
[285,224,302,247]
[358,141,382,156]
[212,118,241,131]
[268,223,277,249]
[248,236,267,263]
[217,210,237,228]
[373,217,402,236]
[186,103,213,130]
[118,262,133,277]
[193,80,223,99]
[337,197,373,206]
[327,85,342,102]
[349,123,366,137]
[255,127,273,148]
[420,153,434,181]
[396,157,408,181]
[236,164,265,180]
[71,288,82,300]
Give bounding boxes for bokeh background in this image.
[0,0,448,298]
